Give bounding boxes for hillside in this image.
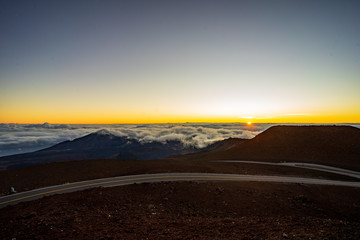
[0,129,220,170]
[184,125,360,170]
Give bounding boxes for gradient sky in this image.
[1,0,359,124]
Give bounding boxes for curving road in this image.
[1,172,360,208]
[218,160,360,179]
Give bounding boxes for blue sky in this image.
[1,0,360,123]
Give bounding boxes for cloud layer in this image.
[0,123,272,157]
[1,123,358,157]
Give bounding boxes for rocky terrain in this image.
[1,181,360,239]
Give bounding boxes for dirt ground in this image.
[1,181,360,239]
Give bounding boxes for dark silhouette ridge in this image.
[189,125,360,170]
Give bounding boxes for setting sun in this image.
[1,1,360,125]
[247,121,252,125]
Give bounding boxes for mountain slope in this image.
[182,125,360,169]
[0,130,218,169]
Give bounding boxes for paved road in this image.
[218,160,360,179]
[1,172,360,208]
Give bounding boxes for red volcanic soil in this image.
[1,181,360,239]
[181,126,360,170]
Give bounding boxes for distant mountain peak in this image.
[94,129,114,136]
[0,129,223,169]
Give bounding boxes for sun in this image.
[247,121,252,125]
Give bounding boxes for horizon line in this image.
[1,122,360,125]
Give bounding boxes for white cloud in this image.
[0,123,272,156]
[1,123,358,157]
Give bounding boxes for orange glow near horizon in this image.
[2,112,360,124]
[1,93,360,124]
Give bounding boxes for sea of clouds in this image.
[0,123,359,157]
[0,123,272,157]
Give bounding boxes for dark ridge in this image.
[187,125,360,170]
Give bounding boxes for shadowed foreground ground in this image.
[1,181,360,239]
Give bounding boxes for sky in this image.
[0,0,360,124]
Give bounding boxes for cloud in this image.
[0,123,97,156]
[2,123,359,157]
[0,123,272,156]
[84,123,268,149]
